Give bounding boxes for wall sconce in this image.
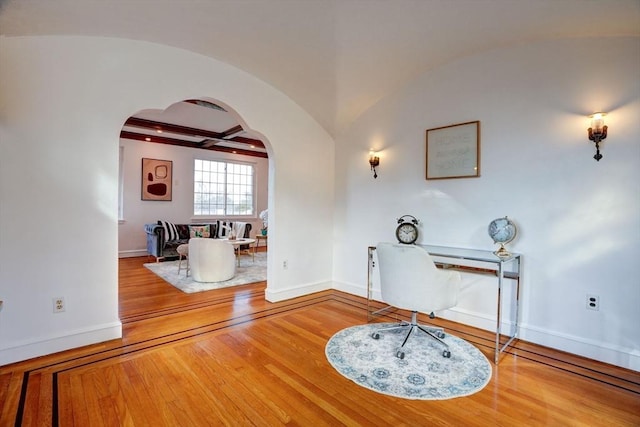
[369,150,380,179]
[588,112,607,161]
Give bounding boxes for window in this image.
[193,159,254,216]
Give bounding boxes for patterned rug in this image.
[144,252,266,293]
[325,323,492,400]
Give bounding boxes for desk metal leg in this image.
[495,263,503,364]
[495,261,520,364]
[367,247,375,321]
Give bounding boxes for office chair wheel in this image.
[371,333,380,340]
[442,350,451,358]
[396,350,405,359]
[436,331,445,339]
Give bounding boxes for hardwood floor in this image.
[1,256,639,426]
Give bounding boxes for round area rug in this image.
[325,323,492,400]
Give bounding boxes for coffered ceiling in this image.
[121,100,268,158]
[1,0,638,139]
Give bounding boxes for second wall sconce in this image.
[588,112,608,161]
[369,150,380,179]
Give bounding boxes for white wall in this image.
[332,37,640,370]
[0,36,335,365]
[2,34,637,370]
[118,138,269,258]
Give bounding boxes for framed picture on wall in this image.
[141,158,173,201]
[426,121,480,180]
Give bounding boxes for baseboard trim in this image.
[265,281,332,302]
[518,323,640,372]
[438,308,640,371]
[119,249,148,258]
[0,321,122,367]
[334,281,366,298]
[331,280,639,371]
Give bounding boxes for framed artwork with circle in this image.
[141,158,173,201]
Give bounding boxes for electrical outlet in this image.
[586,294,599,311]
[53,297,65,313]
[283,260,288,269]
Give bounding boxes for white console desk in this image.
[367,244,521,364]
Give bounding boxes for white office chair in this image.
[188,238,236,282]
[372,242,461,359]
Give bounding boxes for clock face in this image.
[396,222,418,244]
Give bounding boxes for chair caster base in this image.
[396,350,405,359]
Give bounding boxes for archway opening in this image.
[117,97,272,316]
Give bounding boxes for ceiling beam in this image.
[123,117,265,149]
[120,131,268,158]
[220,124,244,139]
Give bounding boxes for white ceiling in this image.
[1,0,638,137]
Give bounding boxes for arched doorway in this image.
[117,98,271,314]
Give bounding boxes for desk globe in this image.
[488,216,517,258]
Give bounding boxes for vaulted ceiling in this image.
[1,0,638,139]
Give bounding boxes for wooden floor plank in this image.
[0,255,638,426]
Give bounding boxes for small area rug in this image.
[325,323,492,400]
[144,252,266,293]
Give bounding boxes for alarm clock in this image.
[395,215,419,244]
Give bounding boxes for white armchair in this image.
[188,238,236,283]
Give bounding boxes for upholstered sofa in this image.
[144,220,252,262]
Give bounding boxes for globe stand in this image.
[493,243,512,259]
[489,216,517,260]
